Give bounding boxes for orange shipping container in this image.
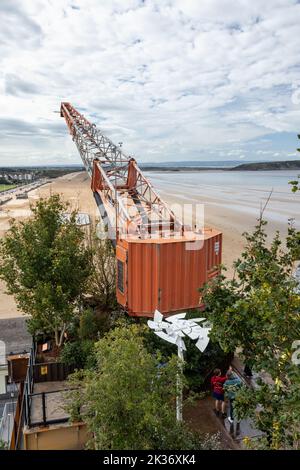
[116,229,222,317]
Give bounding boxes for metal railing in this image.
[0,401,17,445]
[22,342,75,429]
[27,388,71,428]
[23,341,36,428]
[9,340,76,448]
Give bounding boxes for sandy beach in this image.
[147,170,300,278]
[0,170,298,319]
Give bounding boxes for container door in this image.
[116,243,127,308]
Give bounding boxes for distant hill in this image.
[230,160,300,171]
[141,160,246,168]
[140,165,219,171]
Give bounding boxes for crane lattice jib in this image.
[60,102,182,238]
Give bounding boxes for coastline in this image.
[140,159,300,172]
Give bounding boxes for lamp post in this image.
[148,310,211,422]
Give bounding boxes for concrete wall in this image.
[0,317,31,354]
[0,366,7,394]
[24,422,88,450]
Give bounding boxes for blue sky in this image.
[0,0,300,165]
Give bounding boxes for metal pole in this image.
[176,345,184,422]
[42,393,46,426]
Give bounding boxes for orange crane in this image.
[60,102,222,317]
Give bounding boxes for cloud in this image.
[0,0,43,54]
[5,74,41,96]
[0,0,300,165]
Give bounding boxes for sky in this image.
[0,0,300,166]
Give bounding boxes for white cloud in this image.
[0,0,300,165]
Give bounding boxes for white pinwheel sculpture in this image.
[148,310,211,357]
[148,310,211,421]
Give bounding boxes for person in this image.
[211,368,227,418]
[224,368,242,424]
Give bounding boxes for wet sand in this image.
[148,170,299,278]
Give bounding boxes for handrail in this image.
[29,387,76,398]
[0,401,17,445]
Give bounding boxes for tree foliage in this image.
[86,235,118,311]
[78,308,100,340]
[143,322,231,391]
[66,323,220,450]
[60,338,96,370]
[0,195,92,346]
[201,219,300,449]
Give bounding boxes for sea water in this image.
[145,170,300,228]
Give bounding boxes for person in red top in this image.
[211,368,227,418]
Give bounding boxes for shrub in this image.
[60,339,96,369]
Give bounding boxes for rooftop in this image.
[29,381,70,428]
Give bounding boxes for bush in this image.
[66,324,220,450]
[0,439,8,450]
[60,339,96,369]
[79,308,99,340]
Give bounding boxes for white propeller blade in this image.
[195,328,211,352]
[148,319,170,330]
[155,330,177,345]
[154,309,163,323]
[149,310,210,354]
[147,320,157,330]
[165,312,186,322]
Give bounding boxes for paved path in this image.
[0,317,32,355]
[184,396,239,450]
[185,355,266,450]
[228,357,265,446]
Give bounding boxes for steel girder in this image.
[60,102,182,238]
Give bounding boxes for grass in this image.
[0,184,17,193]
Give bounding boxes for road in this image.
[0,179,49,206]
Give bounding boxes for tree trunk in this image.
[54,328,59,347]
[58,325,66,347]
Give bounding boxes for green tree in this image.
[60,338,96,370]
[86,235,118,310]
[201,219,300,449]
[0,195,92,346]
[66,324,219,450]
[78,308,99,340]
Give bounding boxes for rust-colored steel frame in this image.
[60,102,182,238]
